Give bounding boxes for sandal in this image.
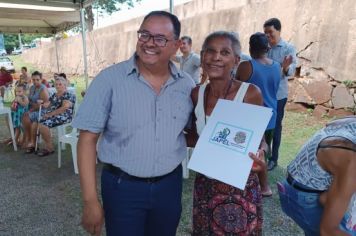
[262,188,273,198]
[1,138,12,144]
[6,140,13,146]
[25,146,35,154]
[37,149,54,157]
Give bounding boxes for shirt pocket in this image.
[170,89,192,122]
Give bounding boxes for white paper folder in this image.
[188,99,272,190]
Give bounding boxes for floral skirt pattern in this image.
[40,114,72,128]
[193,172,262,236]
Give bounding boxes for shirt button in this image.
[156,138,160,142]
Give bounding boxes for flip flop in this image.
[262,189,273,198]
[1,138,12,144]
[37,149,54,157]
[6,140,13,146]
[25,146,35,154]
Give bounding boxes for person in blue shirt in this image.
[263,18,297,171]
[72,11,195,236]
[236,32,281,197]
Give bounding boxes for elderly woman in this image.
[279,116,356,235]
[187,31,268,235]
[35,76,76,156]
[22,71,49,152]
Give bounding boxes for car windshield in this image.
[0,57,11,62]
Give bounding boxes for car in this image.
[0,56,15,73]
[12,48,22,55]
[0,48,6,56]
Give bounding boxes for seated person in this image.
[16,66,31,89]
[0,66,13,98]
[22,71,49,152]
[279,116,356,235]
[36,76,76,156]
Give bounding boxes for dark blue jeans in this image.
[278,180,323,236]
[271,98,287,163]
[101,165,183,236]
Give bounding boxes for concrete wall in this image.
[22,0,355,83]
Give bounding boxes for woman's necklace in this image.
[204,79,233,124]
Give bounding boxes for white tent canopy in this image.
[0,0,93,34]
[0,0,174,88]
[0,0,93,87]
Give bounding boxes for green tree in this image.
[85,0,141,31]
[3,33,51,53]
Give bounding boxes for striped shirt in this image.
[72,54,195,177]
[267,39,297,100]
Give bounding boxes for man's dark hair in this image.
[21,66,27,72]
[32,71,42,79]
[263,18,282,31]
[59,73,67,79]
[143,11,181,39]
[181,36,192,45]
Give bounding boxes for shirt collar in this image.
[126,53,184,80]
[275,38,286,47]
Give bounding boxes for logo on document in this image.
[209,122,253,154]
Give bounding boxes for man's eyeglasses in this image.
[137,31,175,47]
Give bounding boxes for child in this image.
[10,85,29,146]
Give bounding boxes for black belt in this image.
[287,174,324,194]
[103,164,180,183]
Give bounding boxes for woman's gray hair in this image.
[201,31,242,57]
[55,76,68,87]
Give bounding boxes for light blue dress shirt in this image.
[72,54,195,177]
[267,39,297,100]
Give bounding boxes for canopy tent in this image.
[0,0,93,88]
[0,0,93,33]
[0,0,175,88]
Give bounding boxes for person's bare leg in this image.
[22,114,32,147]
[39,125,53,151]
[30,122,38,147]
[14,128,20,145]
[258,167,272,196]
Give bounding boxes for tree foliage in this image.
[85,0,141,31]
[3,34,51,53]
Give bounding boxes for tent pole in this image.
[54,34,60,73]
[169,0,174,13]
[80,7,89,89]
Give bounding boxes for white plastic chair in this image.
[4,85,13,102]
[58,125,78,174]
[57,99,79,173]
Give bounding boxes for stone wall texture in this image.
[22,0,356,115]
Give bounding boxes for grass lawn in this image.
[1,56,331,235]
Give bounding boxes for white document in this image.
[188,99,272,190]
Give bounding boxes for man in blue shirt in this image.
[263,18,297,171]
[73,11,195,236]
